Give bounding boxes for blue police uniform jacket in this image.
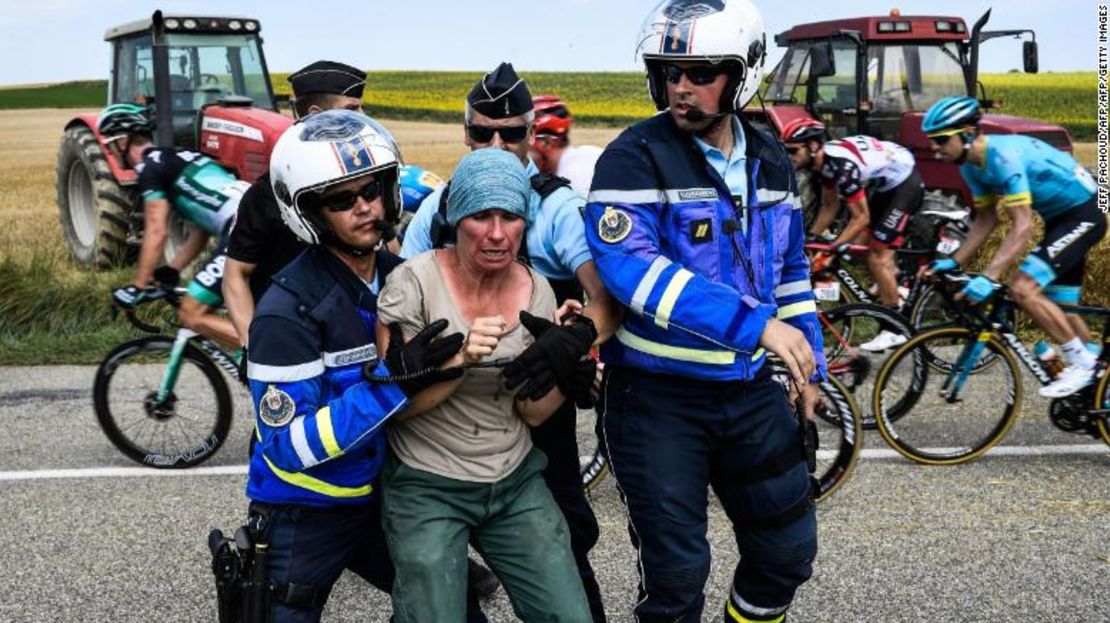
[585,113,827,382]
[245,246,408,507]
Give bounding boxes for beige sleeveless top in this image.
[376,251,556,482]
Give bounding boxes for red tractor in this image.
[748,9,1069,212]
[56,11,292,268]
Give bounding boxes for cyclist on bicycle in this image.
[99,103,247,349]
[922,96,1105,398]
[785,118,925,352]
[528,94,602,198]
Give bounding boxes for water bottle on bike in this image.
[1033,341,1064,379]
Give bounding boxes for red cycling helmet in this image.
[532,94,573,144]
[780,117,827,144]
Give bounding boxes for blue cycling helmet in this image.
[922,96,981,136]
[399,164,444,213]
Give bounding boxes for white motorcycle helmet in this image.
[635,0,767,113]
[269,110,403,250]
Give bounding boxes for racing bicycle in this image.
[871,272,1110,465]
[579,358,866,503]
[94,287,241,468]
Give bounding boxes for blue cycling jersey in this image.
[961,135,1096,220]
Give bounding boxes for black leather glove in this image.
[557,359,599,409]
[367,319,465,397]
[153,265,181,290]
[502,311,597,402]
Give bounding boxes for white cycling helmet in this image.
[269,109,402,248]
[635,0,767,112]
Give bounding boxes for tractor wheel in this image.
[56,125,137,269]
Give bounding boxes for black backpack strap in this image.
[530,172,572,199]
[429,181,454,249]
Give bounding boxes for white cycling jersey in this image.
[820,135,915,199]
[556,144,603,198]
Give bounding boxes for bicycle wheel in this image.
[94,335,232,468]
[872,327,1021,465]
[579,406,609,494]
[821,303,923,428]
[1090,368,1110,447]
[811,374,863,502]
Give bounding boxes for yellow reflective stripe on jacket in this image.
[262,455,372,498]
[726,601,784,623]
[315,406,343,458]
[973,194,997,209]
[655,269,694,329]
[752,348,765,361]
[776,300,817,320]
[616,327,736,364]
[1001,192,1033,208]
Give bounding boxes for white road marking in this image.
[0,465,248,481]
[820,443,1108,460]
[0,444,1106,481]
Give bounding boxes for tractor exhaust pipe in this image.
[150,11,175,148]
[967,9,992,97]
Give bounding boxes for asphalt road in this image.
[1,365,1107,622]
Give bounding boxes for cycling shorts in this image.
[1020,196,1107,301]
[185,227,231,307]
[868,170,924,249]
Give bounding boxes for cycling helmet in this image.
[922,96,981,136]
[780,117,827,144]
[399,164,444,213]
[269,109,402,248]
[97,103,156,137]
[533,94,573,141]
[635,0,767,112]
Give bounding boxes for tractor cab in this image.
[57,11,292,269]
[752,9,1070,205]
[106,12,277,152]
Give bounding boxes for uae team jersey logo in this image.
[598,206,633,243]
[259,385,296,427]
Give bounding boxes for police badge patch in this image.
[598,206,633,243]
[259,385,295,427]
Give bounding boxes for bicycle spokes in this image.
[940,333,991,403]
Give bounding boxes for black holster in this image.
[209,511,273,623]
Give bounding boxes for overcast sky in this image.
[0,0,1097,85]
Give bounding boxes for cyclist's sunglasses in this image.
[927,128,969,146]
[466,124,531,144]
[307,176,384,213]
[661,63,727,86]
[785,145,803,155]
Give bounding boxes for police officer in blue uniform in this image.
[581,1,826,621]
[245,110,481,622]
[401,62,619,623]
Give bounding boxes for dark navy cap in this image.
[467,62,533,119]
[288,60,366,98]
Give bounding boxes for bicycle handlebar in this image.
[113,286,186,334]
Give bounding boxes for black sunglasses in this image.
[785,145,803,155]
[928,134,956,146]
[307,177,384,213]
[466,123,531,144]
[661,63,727,86]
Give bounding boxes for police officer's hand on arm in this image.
[759,318,816,392]
[502,311,597,401]
[370,319,465,397]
